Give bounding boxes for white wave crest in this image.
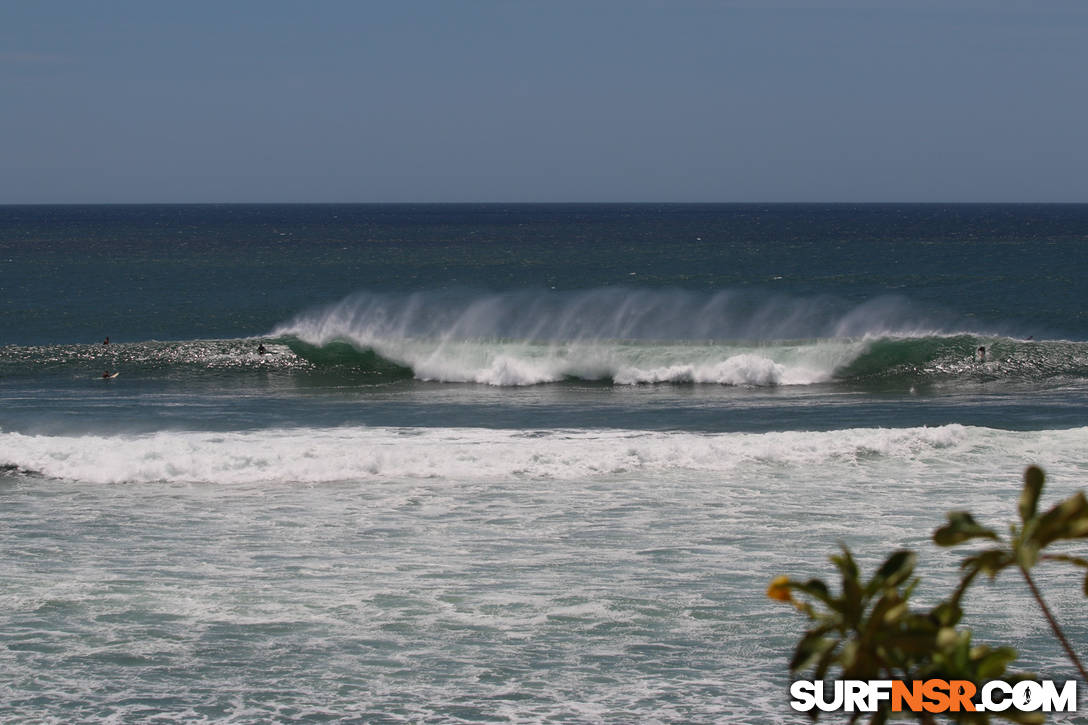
[383,341,852,386]
[3,424,1082,486]
[271,288,948,386]
[615,354,793,386]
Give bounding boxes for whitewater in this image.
[5,423,1088,722]
[0,423,1035,485]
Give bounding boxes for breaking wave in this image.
[268,288,1086,387]
[3,289,1085,388]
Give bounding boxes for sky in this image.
[2,0,1086,203]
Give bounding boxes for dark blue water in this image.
[3,203,1086,345]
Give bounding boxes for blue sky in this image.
[2,1,1086,203]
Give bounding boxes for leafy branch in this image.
[768,549,1027,723]
[934,465,1088,682]
[770,465,1088,723]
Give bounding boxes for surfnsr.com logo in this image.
[790,679,1077,714]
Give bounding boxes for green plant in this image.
[934,465,1088,683]
[769,549,1028,723]
[770,466,1087,723]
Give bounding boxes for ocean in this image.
[2,203,1087,723]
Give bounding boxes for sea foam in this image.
[3,425,1083,486]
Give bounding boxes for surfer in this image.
[977,346,986,362]
[103,336,110,345]
[102,369,112,379]
[257,343,267,355]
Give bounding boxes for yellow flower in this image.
[767,575,793,602]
